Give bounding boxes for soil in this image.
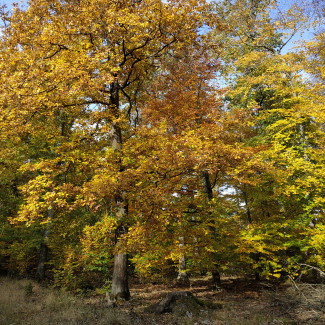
[2,275,325,324]
[98,276,325,325]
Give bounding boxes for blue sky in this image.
[1,0,23,8]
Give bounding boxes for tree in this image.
[2,0,323,294]
[210,0,325,278]
[108,42,255,285]
[0,0,215,299]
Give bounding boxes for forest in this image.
[0,0,325,315]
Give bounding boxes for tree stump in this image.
[146,291,209,315]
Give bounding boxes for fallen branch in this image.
[298,264,325,278]
[288,275,308,303]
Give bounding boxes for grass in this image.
[0,277,129,325]
[0,276,324,324]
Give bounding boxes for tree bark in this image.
[108,199,130,303]
[36,208,53,281]
[108,77,130,302]
[175,236,190,287]
[243,185,252,224]
[212,270,221,289]
[242,186,261,280]
[110,249,130,301]
[202,171,213,201]
[202,171,221,289]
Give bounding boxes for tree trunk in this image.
[242,186,261,280]
[175,236,190,287]
[243,185,252,224]
[202,171,221,289]
[108,77,130,302]
[110,251,130,301]
[36,208,53,281]
[36,241,48,281]
[212,270,221,289]
[202,171,213,201]
[108,160,130,303]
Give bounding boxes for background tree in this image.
[210,0,325,278]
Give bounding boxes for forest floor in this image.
[1,275,325,325]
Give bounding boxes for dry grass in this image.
[1,276,325,325]
[0,277,130,325]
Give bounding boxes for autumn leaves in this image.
[0,0,324,292]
